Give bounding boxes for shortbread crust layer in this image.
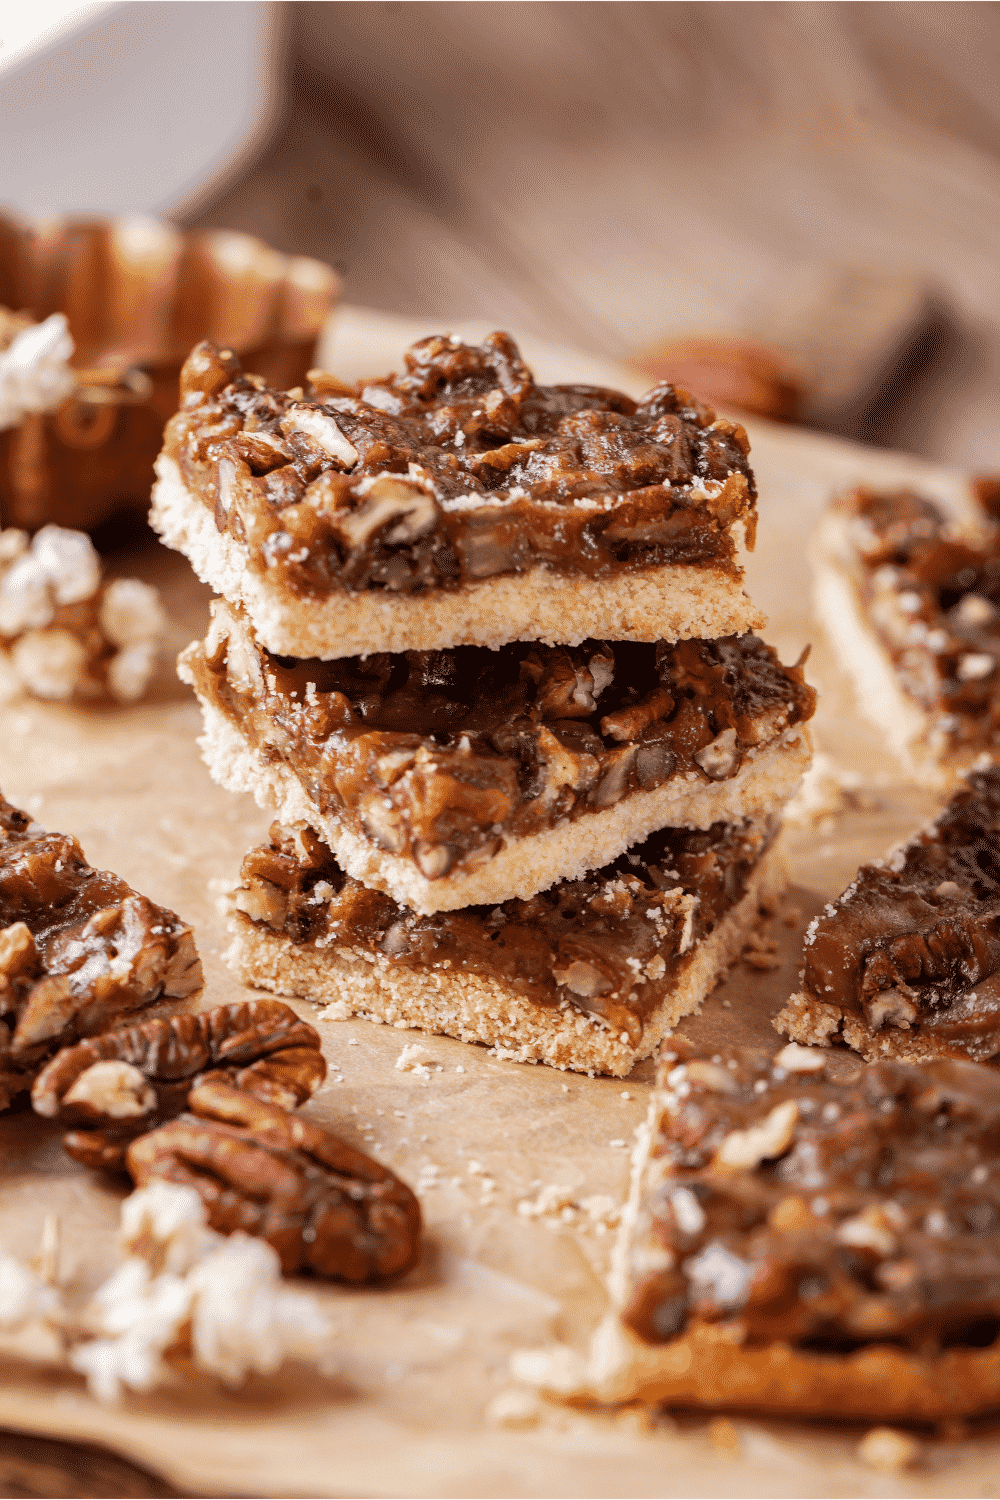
[225,821,785,1077]
[180,604,814,912]
[152,331,760,658]
[517,1042,1000,1418]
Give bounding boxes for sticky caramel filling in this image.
[624,1045,1000,1353]
[234,819,774,1045]
[188,602,814,879]
[166,331,756,599]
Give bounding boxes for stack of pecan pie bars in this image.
[153,331,815,1076]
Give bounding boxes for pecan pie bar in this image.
[181,601,814,913]
[226,819,784,1077]
[525,1042,1000,1419]
[776,767,1000,1065]
[814,485,1000,787]
[0,793,202,1110]
[151,332,763,659]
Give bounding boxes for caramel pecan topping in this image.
[165,331,757,600]
[624,1042,1000,1355]
[797,767,1000,1062]
[0,793,201,1109]
[31,999,326,1169]
[127,1081,421,1283]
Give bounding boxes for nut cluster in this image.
[32,996,422,1283]
[31,998,326,1167]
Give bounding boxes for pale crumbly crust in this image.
[813,509,957,791]
[517,1090,1000,1418]
[152,454,764,659]
[224,845,786,1077]
[773,988,986,1066]
[189,691,812,915]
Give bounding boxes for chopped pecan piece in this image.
[32,999,325,1169]
[0,793,202,1108]
[127,1081,421,1283]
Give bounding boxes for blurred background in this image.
[4,0,1000,464]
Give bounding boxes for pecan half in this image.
[32,1000,325,1169]
[127,1081,421,1282]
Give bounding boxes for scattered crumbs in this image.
[721,999,732,1009]
[317,999,351,1022]
[707,1416,741,1457]
[609,1139,628,1148]
[580,1194,620,1233]
[393,1111,406,1119]
[455,1065,465,1073]
[857,1427,921,1473]
[420,1135,429,1143]
[517,1186,620,1234]
[518,1184,576,1221]
[561,1083,569,1093]
[347,1038,359,1047]
[395,1043,433,1076]
[487,1388,543,1430]
[467,1160,487,1176]
[621,1091,631,1100]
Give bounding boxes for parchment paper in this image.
[0,310,994,1498]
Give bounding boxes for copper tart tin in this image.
[0,215,341,532]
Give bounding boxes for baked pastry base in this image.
[773,988,990,1064]
[225,845,785,1077]
[193,693,811,914]
[517,1297,1000,1421]
[152,453,764,660]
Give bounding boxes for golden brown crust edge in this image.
[774,989,981,1067]
[539,1313,1000,1420]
